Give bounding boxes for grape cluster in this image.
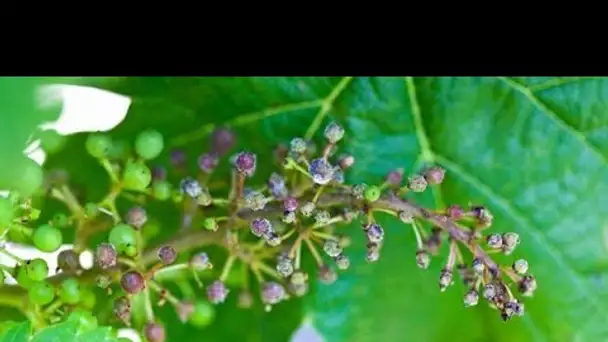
[0,120,538,341]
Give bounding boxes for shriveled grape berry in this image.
[134,129,164,160]
[318,265,337,285]
[483,283,497,301]
[324,121,345,144]
[366,243,381,263]
[486,233,503,249]
[424,166,446,185]
[464,290,479,307]
[309,158,334,185]
[334,254,350,270]
[120,270,145,294]
[198,153,219,173]
[113,296,131,325]
[365,223,384,243]
[29,281,55,305]
[26,258,49,282]
[502,232,520,254]
[250,218,272,237]
[33,224,62,252]
[407,175,428,192]
[57,249,80,273]
[323,239,342,257]
[206,280,229,304]
[126,206,147,229]
[276,257,294,277]
[518,275,537,297]
[96,243,117,269]
[261,282,286,306]
[234,151,257,177]
[438,270,453,291]
[512,259,529,275]
[290,270,308,286]
[190,252,212,270]
[157,245,177,265]
[415,250,431,269]
[144,322,166,342]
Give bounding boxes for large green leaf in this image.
[39,77,608,342]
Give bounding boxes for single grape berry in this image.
[206,280,229,304]
[264,231,282,247]
[318,265,337,285]
[424,166,446,185]
[407,175,428,192]
[157,245,177,265]
[471,258,485,275]
[267,172,287,199]
[364,185,381,202]
[85,133,112,159]
[486,233,503,249]
[415,250,431,269]
[385,168,404,187]
[144,322,166,342]
[365,223,385,243]
[122,160,152,191]
[151,165,167,181]
[33,224,63,252]
[134,129,164,160]
[210,127,236,156]
[120,270,145,294]
[59,277,81,304]
[26,258,49,282]
[518,275,537,297]
[323,240,342,257]
[39,129,67,154]
[57,249,80,273]
[176,301,195,322]
[324,121,345,144]
[203,217,218,231]
[283,197,298,212]
[366,243,381,263]
[300,201,315,217]
[80,288,97,310]
[234,151,257,177]
[244,191,268,211]
[52,212,70,228]
[464,290,479,307]
[190,252,212,270]
[338,154,355,169]
[126,206,148,229]
[16,266,35,289]
[108,224,138,254]
[152,181,172,201]
[96,243,117,269]
[276,257,294,277]
[189,300,216,327]
[29,281,55,305]
[261,282,286,306]
[250,218,272,237]
[289,138,307,154]
[198,153,219,173]
[512,259,529,275]
[180,178,203,198]
[438,270,453,291]
[113,296,131,325]
[446,205,464,220]
[108,139,131,160]
[334,254,350,270]
[308,158,334,185]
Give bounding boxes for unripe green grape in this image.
[39,129,67,154]
[33,224,63,252]
[85,133,112,159]
[108,224,137,254]
[67,309,98,332]
[16,266,35,289]
[152,181,172,201]
[25,259,48,282]
[52,212,69,228]
[108,139,131,160]
[79,288,96,309]
[122,160,152,191]
[172,189,184,203]
[28,281,55,305]
[124,244,138,257]
[0,197,14,228]
[135,129,164,160]
[364,185,381,202]
[189,300,215,327]
[59,278,81,304]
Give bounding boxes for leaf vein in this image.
[529,77,605,93]
[304,77,354,140]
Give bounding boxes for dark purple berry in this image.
[250,218,272,237]
[144,322,166,342]
[113,296,131,325]
[157,245,177,265]
[210,127,236,156]
[486,233,503,249]
[283,197,298,212]
[169,149,186,166]
[120,270,145,294]
[198,153,219,173]
[190,252,212,270]
[308,158,335,185]
[206,280,229,304]
[447,205,464,220]
[318,265,337,285]
[234,151,256,177]
[57,249,80,273]
[95,243,117,270]
[365,223,384,243]
[268,172,287,199]
[424,166,445,185]
[126,206,147,229]
[385,168,404,186]
[338,154,355,169]
[151,165,167,181]
[261,282,286,306]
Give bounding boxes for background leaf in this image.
[34,76,608,342]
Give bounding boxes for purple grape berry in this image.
[283,196,298,212]
[365,223,385,243]
[424,166,446,185]
[261,282,286,306]
[206,280,229,304]
[126,206,147,229]
[95,243,117,270]
[144,322,166,342]
[210,127,236,156]
[308,158,335,185]
[198,153,219,173]
[120,270,145,294]
[157,245,177,265]
[268,172,287,199]
[190,252,212,270]
[250,218,272,237]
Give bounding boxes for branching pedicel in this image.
[0,121,537,342]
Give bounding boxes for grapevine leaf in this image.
[0,321,30,342]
